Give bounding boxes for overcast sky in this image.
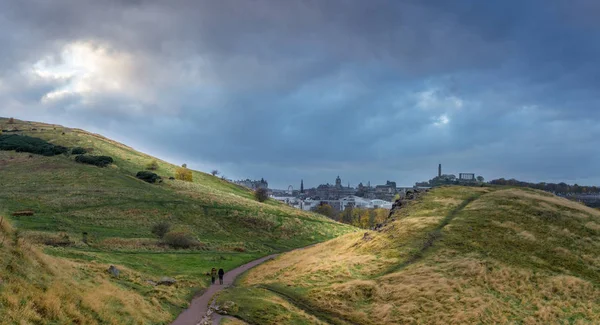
[1,0,599,189]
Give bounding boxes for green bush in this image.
[163,231,198,249]
[71,147,87,155]
[75,155,113,167]
[0,134,68,156]
[175,167,193,182]
[136,171,160,183]
[151,222,171,238]
[146,159,159,170]
[254,187,269,202]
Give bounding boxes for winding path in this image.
[171,254,278,325]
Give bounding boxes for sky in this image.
[1,0,599,189]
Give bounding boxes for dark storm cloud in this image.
[1,0,599,188]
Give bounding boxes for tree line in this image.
[313,204,389,229]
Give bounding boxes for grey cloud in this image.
[1,0,599,189]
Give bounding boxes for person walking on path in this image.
[218,268,224,285]
[210,268,217,285]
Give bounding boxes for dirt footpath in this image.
[170,254,278,325]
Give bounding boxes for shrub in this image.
[0,134,68,156]
[146,159,159,170]
[175,167,193,182]
[163,231,197,249]
[47,233,73,247]
[7,117,14,124]
[313,203,337,219]
[151,222,171,238]
[136,171,160,183]
[254,188,269,202]
[75,155,113,167]
[71,147,87,155]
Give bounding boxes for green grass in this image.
[46,247,263,281]
[0,117,356,324]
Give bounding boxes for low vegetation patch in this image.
[74,154,114,167]
[136,171,161,183]
[163,231,199,249]
[12,210,35,216]
[0,134,68,156]
[151,221,171,238]
[25,231,74,247]
[71,147,87,155]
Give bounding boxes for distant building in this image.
[459,173,475,181]
[338,196,393,210]
[340,196,372,209]
[234,178,268,190]
[314,176,356,200]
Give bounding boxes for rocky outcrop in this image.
[371,188,429,232]
[157,277,177,286]
[108,265,120,278]
[388,189,427,218]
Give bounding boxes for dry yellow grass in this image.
[0,217,185,325]
[233,186,600,324]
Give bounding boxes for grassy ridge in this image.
[0,117,355,324]
[0,219,180,324]
[217,186,600,324]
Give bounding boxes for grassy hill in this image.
[217,186,600,324]
[0,117,355,324]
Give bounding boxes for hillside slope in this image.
[0,117,355,324]
[218,186,600,324]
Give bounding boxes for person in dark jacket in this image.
[218,268,225,285]
[210,268,217,284]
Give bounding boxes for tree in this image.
[313,203,337,220]
[254,187,269,202]
[211,169,219,176]
[373,208,388,225]
[146,159,159,171]
[175,167,193,182]
[476,176,485,183]
[341,206,353,224]
[181,163,187,168]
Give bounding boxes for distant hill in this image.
[218,186,600,324]
[0,117,355,324]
